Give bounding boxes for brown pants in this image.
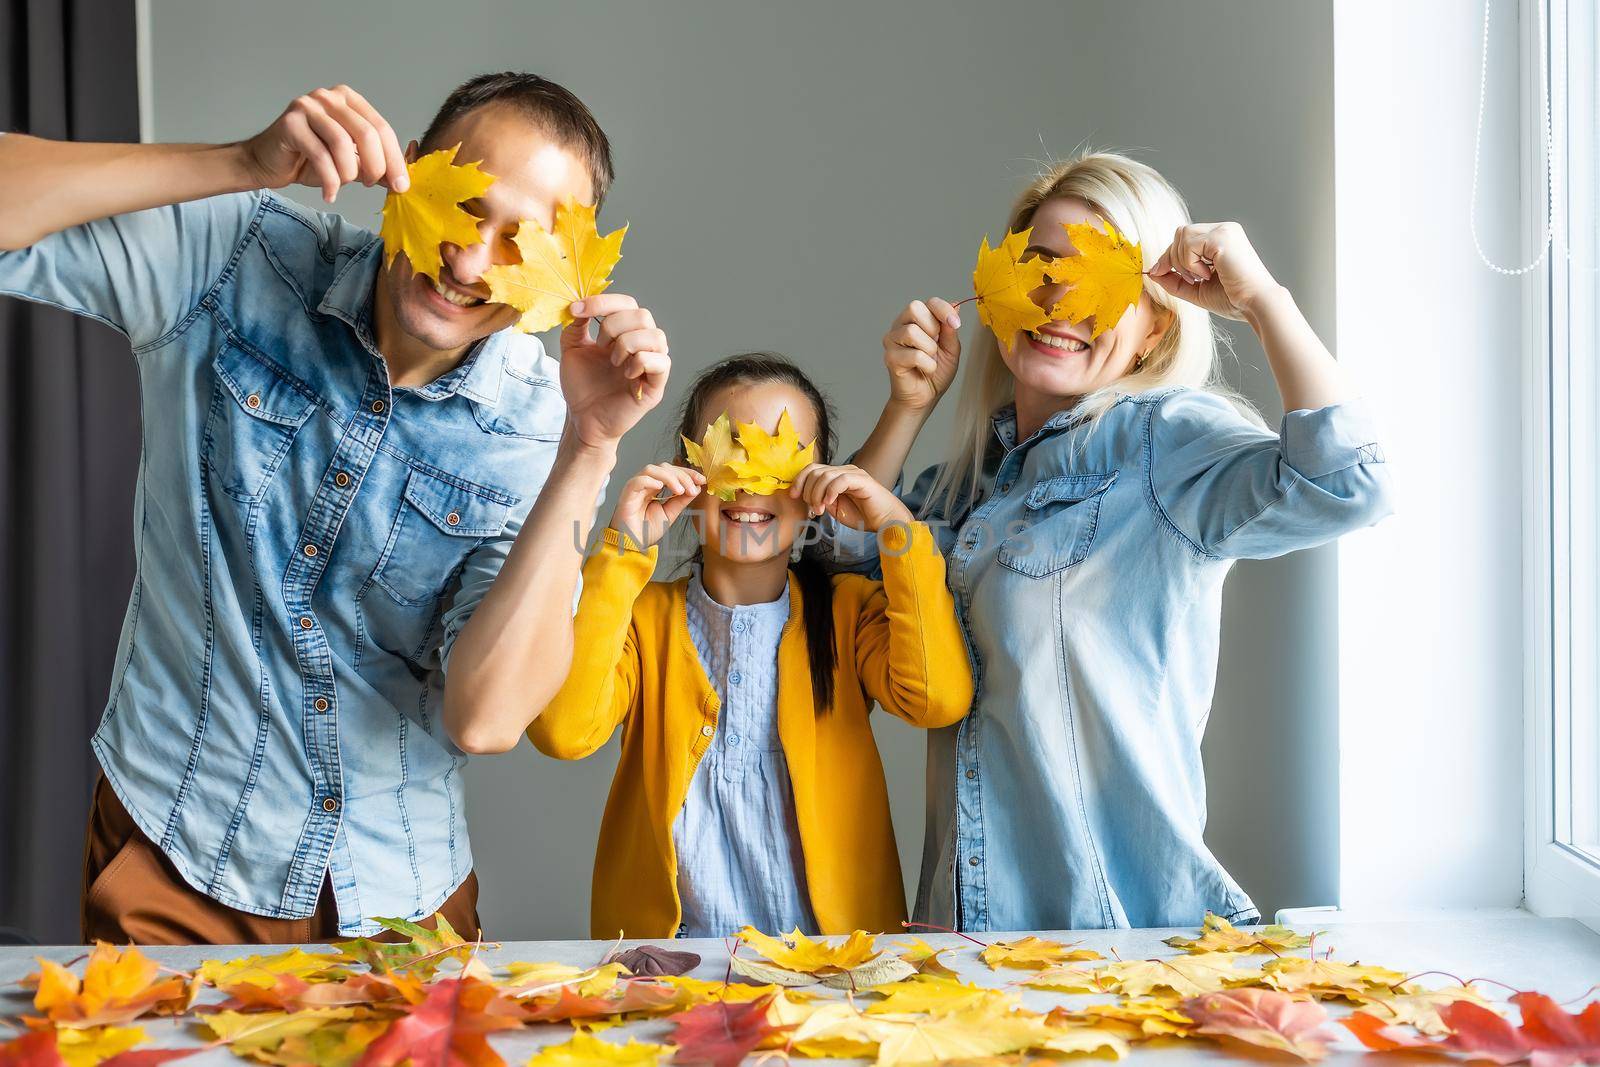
[81,775,480,945]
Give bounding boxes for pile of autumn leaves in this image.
[3,914,1598,1067]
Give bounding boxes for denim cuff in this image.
[1279,398,1387,480]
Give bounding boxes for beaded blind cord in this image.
[1469,0,1559,276]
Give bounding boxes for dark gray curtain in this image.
[0,0,142,943]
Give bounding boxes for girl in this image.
[527,353,973,939]
[835,152,1395,931]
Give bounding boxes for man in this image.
[0,73,665,943]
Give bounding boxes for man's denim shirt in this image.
[0,191,565,933]
[832,389,1393,931]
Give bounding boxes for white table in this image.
[2,917,1596,1063]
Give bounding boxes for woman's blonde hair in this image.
[924,150,1257,518]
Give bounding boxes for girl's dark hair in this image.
[674,353,838,714]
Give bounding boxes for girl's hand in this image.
[1148,222,1283,322]
[883,298,962,413]
[790,463,912,533]
[609,463,705,548]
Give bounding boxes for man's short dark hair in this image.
[421,72,615,207]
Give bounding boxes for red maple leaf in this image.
[520,980,680,1023]
[0,1032,62,1067]
[667,994,789,1067]
[0,1032,200,1067]
[1345,992,1600,1065]
[357,977,523,1067]
[215,971,404,1012]
[1511,992,1600,1064]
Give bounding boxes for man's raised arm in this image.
[442,293,670,755]
[0,85,407,250]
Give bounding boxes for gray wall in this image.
[146,0,1338,938]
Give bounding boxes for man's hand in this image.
[239,86,409,203]
[558,294,670,453]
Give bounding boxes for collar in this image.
[317,237,506,407]
[990,401,1088,451]
[687,563,792,621]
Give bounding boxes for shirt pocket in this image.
[203,342,316,503]
[996,471,1118,578]
[360,467,516,663]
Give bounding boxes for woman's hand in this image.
[609,463,705,548]
[1148,222,1283,322]
[790,463,912,533]
[883,298,962,413]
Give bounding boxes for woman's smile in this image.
[1025,327,1092,357]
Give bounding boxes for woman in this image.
[818,151,1394,930]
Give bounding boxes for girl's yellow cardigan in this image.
[527,520,974,939]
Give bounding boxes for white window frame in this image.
[1525,0,1600,926]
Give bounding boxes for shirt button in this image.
[245,393,261,409]
[314,697,330,712]
[965,768,978,780]
[299,616,313,630]
[701,725,715,738]
[446,511,461,527]
[334,471,351,488]
[303,544,318,557]
[999,481,1013,493]
[728,735,741,746]
[322,797,339,813]
[733,619,747,634]
[729,670,743,686]
[968,855,981,867]
[370,399,386,414]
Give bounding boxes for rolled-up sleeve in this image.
[1147,389,1394,561]
[0,192,260,351]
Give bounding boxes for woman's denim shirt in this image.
[835,388,1393,930]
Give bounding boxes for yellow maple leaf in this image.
[972,228,1052,353]
[198,1007,366,1051]
[196,948,347,988]
[871,1001,1127,1066]
[255,1019,386,1067]
[1076,998,1196,1039]
[1261,957,1410,1001]
[1042,219,1146,339]
[1355,985,1491,1036]
[31,943,188,1028]
[1104,953,1261,998]
[660,975,794,1005]
[53,1025,147,1067]
[776,999,886,1059]
[682,413,748,502]
[378,144,495,285]
[502,961,625,999]
[736,926,880,975]
[1021,963,1117,995]
[730,409,817,494]
[892,938,961,979]
[1163,913,1313,955]
[526,1030,666,1067]
[978,936,1103,970]
[483,199,626,334]
[864,975,1015,1016]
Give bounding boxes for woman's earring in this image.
[791,540,804,563]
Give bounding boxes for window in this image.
[1529,0,1600,922]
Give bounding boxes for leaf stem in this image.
[899,920,989,949]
